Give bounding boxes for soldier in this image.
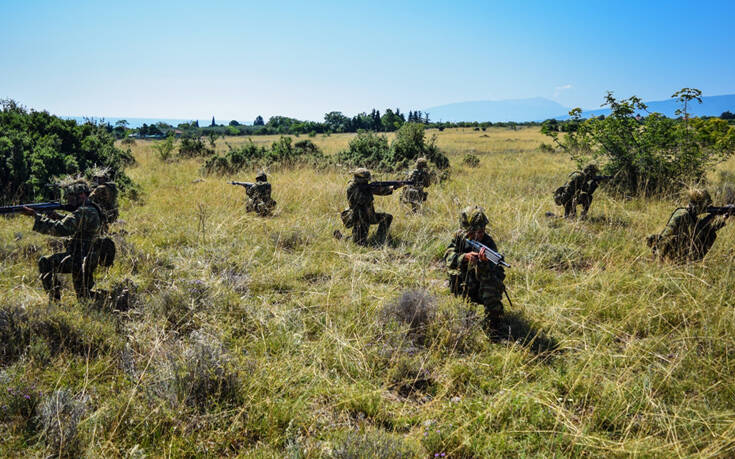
[88,167,118,232]
[647,189,729,262]
[20,179,102,301]
[444,206,506,330]
[400,157,432,212]
[342,168,404,245]
[554,164,604,218]
[245,172,276,217]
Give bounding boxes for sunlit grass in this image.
[1,127,734,456]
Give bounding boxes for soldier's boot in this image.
[563,202,575,218]
[580,202,591,218]
[39,258,61,301]
[352,224,368,246]
[375,214,393,244]
[482,301,504,335]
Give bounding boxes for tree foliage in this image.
[542,90,735,195]
[0,99,134,203]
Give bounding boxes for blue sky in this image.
[2,0,734,121]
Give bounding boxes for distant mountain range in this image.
[424,94,735,123]
[424,97,569,123]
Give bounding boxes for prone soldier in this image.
[444,206,508,330]
[647,189,731,262]
[400,157,432,212]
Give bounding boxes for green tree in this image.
[254,115,264,126]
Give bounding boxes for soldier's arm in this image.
[444,234,469,270]
[32,209,81,237]
[710,214,728,231]
[372,185,393,196]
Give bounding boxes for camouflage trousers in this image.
[39,251,98,300]
[246,198,276,217]
[449,269,504,323]
[563,191,592,218]
[352,212,392,245]
[400,187,427,212]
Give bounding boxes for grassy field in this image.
[2,127,735,457]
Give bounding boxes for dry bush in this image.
[37,389,90,456]
[381,289,437,346]
[329,429,415,459]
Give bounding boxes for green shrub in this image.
[0,99,134,202]
[178,136,213,158]
[203,137,323,173]
[543,89,735,195]
[462,153,480,168]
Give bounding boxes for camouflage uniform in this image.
[648,190,728,262]
[89,170,118,232]
[444,206,506,327]
[344,168,394,245]
[34,182,102,300]
[555,164,601,218]
[400,158,432,212]
[246,172,276,217]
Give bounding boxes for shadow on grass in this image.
[586,214,630,228]
[487,311,559,356]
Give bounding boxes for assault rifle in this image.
[230,181,254,189]
[0,202,74,215]
[465,239,511,268]
[705,205,735,216]
[368,180,414,190]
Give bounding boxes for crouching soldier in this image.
[647,189,730,262]
[444,206,507,330]
[554,164,606,218]
[20,180,103,301]
[400,157,432,212]
[341,168,403,245]
[246,172,277,217]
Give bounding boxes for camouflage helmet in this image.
[256,171,267,182]
[353,168,371,182]
[460,205,489,230]
[416,157,428,169]
[63,179,90,198]
[90,166,111,182]
[583,164,599,175]
[687,188,712,210]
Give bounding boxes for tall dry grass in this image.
[1,127,734,457]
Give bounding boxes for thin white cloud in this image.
[553,84,573,98]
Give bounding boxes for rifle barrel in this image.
[0,202,67,215]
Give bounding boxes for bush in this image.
[330,429,414,459]
[462,153,480,168]
[382,290,437,345]
[543,89,735,195]
[203,137,323,174]
[152,136,176,162]
[37,389,90,455]
[337,124,449,171]
[178,136,213,158]
[0,99,135,203]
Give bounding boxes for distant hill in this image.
[558,94,735,120]
[424,97,570,123]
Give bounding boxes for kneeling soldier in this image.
[647,189,730,262]
[400,157,432,212]
[444,206,507,330]
[21,180,102,301]
[342,168,403,245]
[246,172,277,217]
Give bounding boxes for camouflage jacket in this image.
[657,208,727,261]
[346,180,392,222]
[444,230,505,279]
[33,201,102,259]
[566,171,599,196]
[90,181,119,226]
[406,168,431,190]
[246,181,273,202]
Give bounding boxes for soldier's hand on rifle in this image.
[393,183,405,189]
[464,252,480,264]
[20,206,36,217]
[478,247,489,262]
